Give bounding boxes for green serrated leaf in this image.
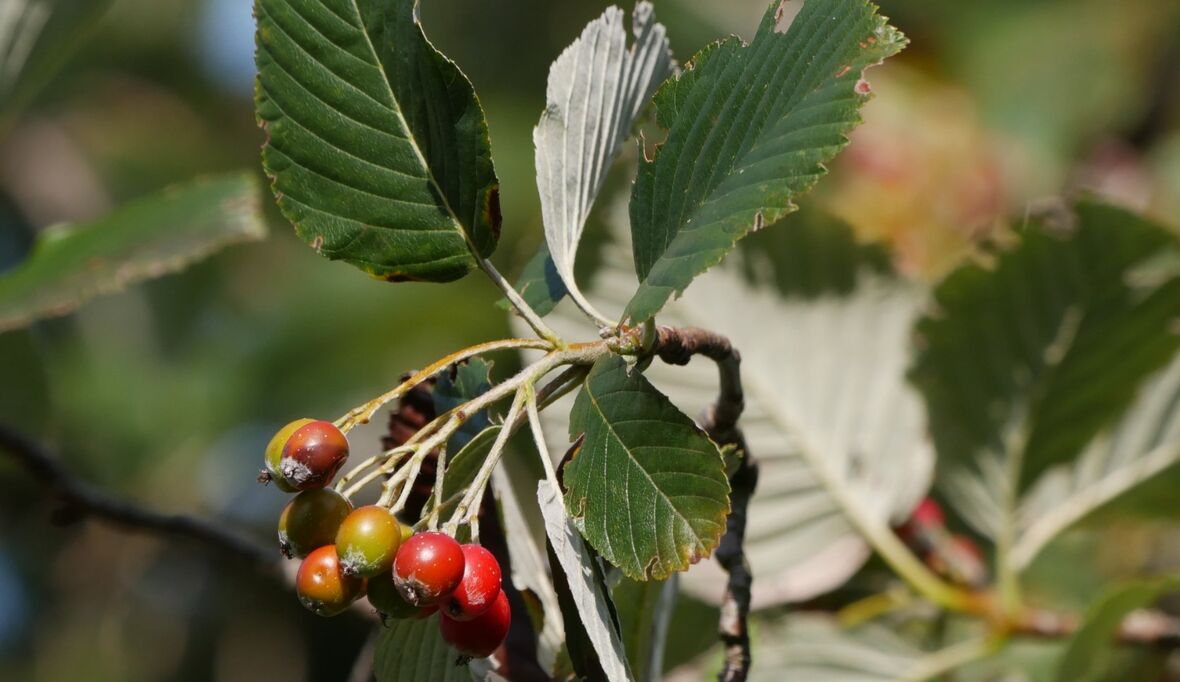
[913,200,1180,543]
[564,355,730,581]
[1055,576,1180,682]
[0,173,265,333]
[254,0,500,283]
[373,613,469,682]
[623,0,906,323]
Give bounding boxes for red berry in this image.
[911,498,944,527]
[393,532,465,606]
[336,506,404,578]
[262,418,314,491]
[440,590,510,658]
[280,420,349,490]
[278,488,353,559]
[296,545,365,617]
[367,572,438,620]
[443,545,503,621]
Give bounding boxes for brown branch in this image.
[654,326,757,682]
[0,422,280,574]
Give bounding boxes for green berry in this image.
[336,505,404,578]
[278,488,353,559]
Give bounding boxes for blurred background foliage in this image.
[1,0,1178,680]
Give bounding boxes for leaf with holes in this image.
[624,0,906,323]
[912,200,1180,545]
[535,2,673,320]
[564,355,730,581]
[0,173,265,333]
[255,0,501,282]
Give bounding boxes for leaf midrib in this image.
[584,383,710,544]
[341,0,478,253]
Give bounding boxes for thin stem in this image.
[446,389,527,535]
[903,637,997,682]
[477,258,562,344]
[566,284,615,330]
[334,337,552,432]
[525,386,561,494]
[341,448,411,500]
[1010,437,1180,571]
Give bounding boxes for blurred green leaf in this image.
[624,0,906,323]
[1055,576,1180,682]
[0,0,112,124]
[373,613,469,682]
[613,575,677,682]
[913,200,1180,542]
[0,172,264,333]
[565,355,729,581]
[255,0,500,283]
[1012,353,1180,571]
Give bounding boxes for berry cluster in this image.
[262,419,511,658]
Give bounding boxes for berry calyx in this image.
[367,572,437,621]
[440,590,510,659]
[279,420,349,490]
[296,545,366,617]
[443,544,503,621]
[393,531,465,606]
[336,506,404,578]
[262,418,314,491]
[278,488,353,559]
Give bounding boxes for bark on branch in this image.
[654,326,757,682]
[0,422,280,573]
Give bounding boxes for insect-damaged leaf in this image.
[255,0,501,282]
[624,0,906,323]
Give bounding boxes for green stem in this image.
[477,257,562,345]
[334,337,553,432]
[903,637,998,682]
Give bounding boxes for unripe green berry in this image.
[336,506,404,578]
[278,488,353,559]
